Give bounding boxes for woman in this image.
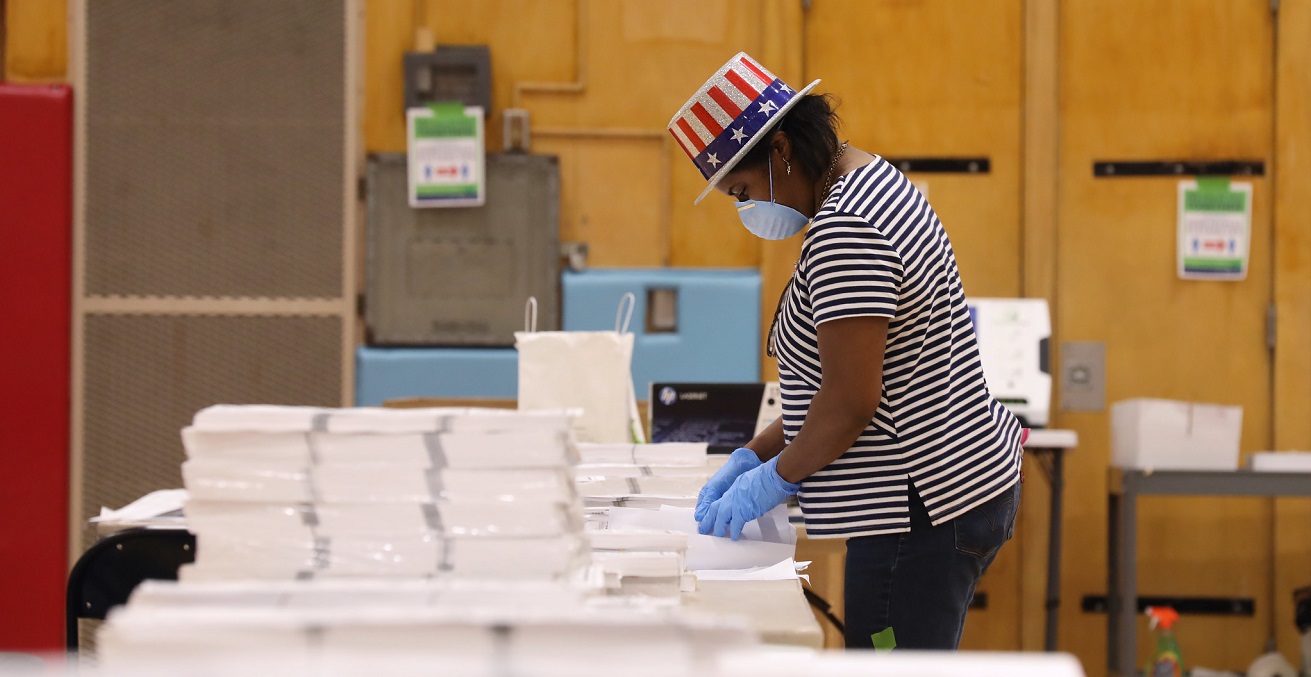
[670,53,1025,650]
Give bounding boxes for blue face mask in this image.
[735,154,809,240]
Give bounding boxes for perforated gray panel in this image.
[81,315,341,543]
[83,0,345,298]
[366,153,561,345]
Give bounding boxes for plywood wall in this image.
[7,1,1311,672]
[1272,0,1311,663]
[3,0,66,82]
[1056,2,1287,675]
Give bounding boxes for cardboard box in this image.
[1111,399,1242,471]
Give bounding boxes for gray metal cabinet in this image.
[365,153,561,345]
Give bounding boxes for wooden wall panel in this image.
[804,0,1025,300]
[3,0,66,82]
[1273,0,1311,660]
[1057,2,1275,674]
[1019,0,1061,652]
[536,134,665,267]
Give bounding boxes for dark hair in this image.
[737,93,840,180]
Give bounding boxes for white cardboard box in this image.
[1111,399,1242,471]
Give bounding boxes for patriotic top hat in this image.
[669,52,820,204]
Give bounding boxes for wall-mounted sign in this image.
[406,102,484,208]
[1177,178,1251,281]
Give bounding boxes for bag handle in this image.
[524,297,539,333]
[615,292,636,334]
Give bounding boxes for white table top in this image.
[1024,428,1079,449]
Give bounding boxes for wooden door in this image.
[1273,0,1311,661]
[1057,2,1275,674]
[799,0,1027,651]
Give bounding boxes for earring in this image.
[785,160,792,176]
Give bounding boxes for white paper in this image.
[587,529,688,553]
[93,489,190,523]
[129,578,595,612]
[682,537,796,572]
[693,558,809,584]
[576,476,704,498]
[99,604,756,677]
[583,496,698,510]
[191,405,330,432]
[190,405,577,435]
[184,534,588,582]
[576,463,709,478]
[606,505,796,571]
[591,551,684,578]
[576,443,706,466]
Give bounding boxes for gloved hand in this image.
[698,455,801,541]
[694,447,763,521]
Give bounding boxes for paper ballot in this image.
[692,558,809,584]
[607,505,795,571]
[93,489,189,525]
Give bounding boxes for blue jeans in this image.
[843,480,1021,650]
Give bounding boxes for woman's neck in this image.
[813,146,875,213]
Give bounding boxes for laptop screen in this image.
[649,382,776,454]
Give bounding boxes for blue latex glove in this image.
[698,455,801,541]
[694,447,762,521]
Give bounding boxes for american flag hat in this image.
[669,52,820,204]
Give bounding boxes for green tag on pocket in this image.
[872,627,897,652]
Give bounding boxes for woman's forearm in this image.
[774,385,878,484]
[744,416,787,461]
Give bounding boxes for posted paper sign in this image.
[406,103,484,208]
[1177,178,1251,281]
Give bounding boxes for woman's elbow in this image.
[839,390,881,430]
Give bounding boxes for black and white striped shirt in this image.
[777,156,1023,538]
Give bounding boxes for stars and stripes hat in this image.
[669,52,820,204]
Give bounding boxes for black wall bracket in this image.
[1082,595,1254,616]
[885,157,990,174]
[1093,160,1265,177]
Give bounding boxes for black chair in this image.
[65,528,196,651]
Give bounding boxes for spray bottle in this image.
[1145,606,1183,677]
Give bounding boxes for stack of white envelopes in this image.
[180,405,588,581]
[577,442,708,466]
[570,443,712,596]
[587,528,693,599]
[97,602,758,677]
[576,443,709,509]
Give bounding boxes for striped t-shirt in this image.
[776,156,1024,539]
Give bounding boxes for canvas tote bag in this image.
[515,295,645,444]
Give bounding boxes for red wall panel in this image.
[0,83,73,651]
